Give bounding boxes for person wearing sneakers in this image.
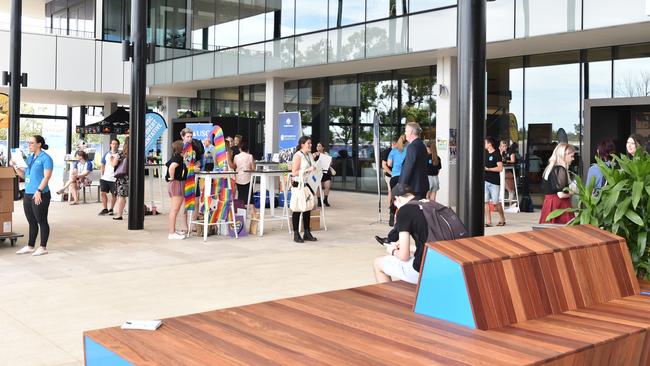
[166,140,188,240]
[98,138,119,215]
[11,135,54,256]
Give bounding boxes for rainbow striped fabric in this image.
[183,142,196,212]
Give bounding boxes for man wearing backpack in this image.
[373,184,428,284]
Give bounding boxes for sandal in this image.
[496,222,506,227]
[485,223,492,227]
[113,217,123,220]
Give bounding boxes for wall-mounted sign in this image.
[277,111,302,162]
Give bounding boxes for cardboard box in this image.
[309,208,321,231]
[0,212,12,234]
[0,167,15,192]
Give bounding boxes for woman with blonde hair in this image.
[426,140,442,202]
[387,135,407,226]
[539,143,576,224]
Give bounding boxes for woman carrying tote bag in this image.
[290,136,317,243]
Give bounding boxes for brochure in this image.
[10,148,27,168]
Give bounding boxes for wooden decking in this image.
[85,281,650,365]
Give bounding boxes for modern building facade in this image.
[1,0,650,206]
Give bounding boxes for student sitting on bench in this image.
[373,184,428,284]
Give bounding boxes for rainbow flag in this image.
[183,142,196,212]
[209,178,233,224]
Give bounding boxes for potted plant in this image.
[547,152,650,280]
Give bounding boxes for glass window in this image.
[397,67,434,133]
[213,1,239,49]
[190,0,216,51]
[239,43,266,74]
[328,24,365,63]
[265,38,295,70]
[328,0,365,27]
[239,0,267,45]
[486,57,524,155]
[295,0,328,34]
[409,0,456,13]
[329,76,358,190]
[486,0,514,42]
[583,0,650,29]
[408,8,456,52]
[525,51,581,193]
[366,0,407,22]
[104,0,127,41]
[586,48,612,99]
[366,18,408,58]
[266,0,295,38]
[516,0,581,38]
[614,44,650,98]
[295,31,327,67]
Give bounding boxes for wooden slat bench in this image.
[84,226,650,365]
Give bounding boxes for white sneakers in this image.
[32,247,48,256]
[16,246,48,256]
[168,233,185,240]
[16,246,34,255]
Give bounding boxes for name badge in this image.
[25,177,31,184]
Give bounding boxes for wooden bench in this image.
[84,225,650,365]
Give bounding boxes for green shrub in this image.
[547,151,650,279]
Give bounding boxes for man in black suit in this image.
[398,122,429,200]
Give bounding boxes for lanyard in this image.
[27,152,43,170]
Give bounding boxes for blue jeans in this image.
[484,182,500,204]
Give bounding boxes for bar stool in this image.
[500,165,519,213]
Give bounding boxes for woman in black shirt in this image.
[539,143,575,224]
[166,140,189,240]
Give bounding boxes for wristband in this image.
[391,248,396,256]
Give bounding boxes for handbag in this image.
[114,157,128,178]
[289,170,314,212]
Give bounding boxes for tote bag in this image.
[289,170,314,212]
[114,157,128,178]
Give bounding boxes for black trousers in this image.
[23,192,51,247]
[292,210,312,232]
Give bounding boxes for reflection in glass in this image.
[266,0,295,38]
[515,0,581,38]
[239,43,266,74]
[366,18,408,58]
[614,44,650,98]
[586,48,612,99]
[265,39,295,70]
[328,25,366,63]
[295,32,328,67]
[486,57,524,152]
[191,0,216,51]
[239,13,266,45]
[295,0,328,34]
[525,60,580,193]
[366,0,406,22]
[328,0,365,27]
[409,0,456,13]
[583,0,650,29]
[408,8,456,52]
[486,0,514,42]
[397,67,435,136]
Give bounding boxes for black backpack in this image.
[407,200,468,242]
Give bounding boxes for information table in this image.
[192,171,239,242]
[246,170,291,237]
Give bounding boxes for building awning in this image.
[76,107,130,135]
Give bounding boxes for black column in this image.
[8,0,22,155]
[66,107,73,154]
[457,0,486,237]
[128,0,147,230]
[79,105,86,141]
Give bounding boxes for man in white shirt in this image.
[98,139,119,215]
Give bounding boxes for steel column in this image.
[66,107,73,154]
[8,0,22,155]
[457,0,487,237]
[128,0,147,230]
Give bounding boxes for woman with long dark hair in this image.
[586,140,615,194]
[426,140,441,202]
[11,135,54,256]
[626,134,643,158]
[291,136,317,243]
[112,136,129,220]
[314,142,333,207]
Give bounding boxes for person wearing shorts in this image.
[484,137,505,227]
[374,184,428,284]
[98,138,119,215]
[166,140,188,240]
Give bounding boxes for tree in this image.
[616,70,650,97]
